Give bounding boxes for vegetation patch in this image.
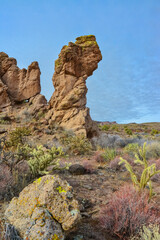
[99,184,160,240]
[99,124,110,131]
[20,144,67,177]
[60,132,92,155]
[75,35,96,44]
[120,143,160,199]
[146,142,160,159]
[130,225,160,240]
[102,147,117,162]
[6,127,31,148]
[123,143,140,157]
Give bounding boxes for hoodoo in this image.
[47,35,102,137]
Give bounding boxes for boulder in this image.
[69,164,86,175]
[28,93,47,115]
[5,175,81,239]
[47,35,102,137]
[0,52,41,103]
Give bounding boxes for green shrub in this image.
[0,119,9,124]
[111,125,119,131]
[99,125,110,131]
[102,148,117,162]
[146,142,160,159]
[119,143,160,199]
[131,225,160,240]
[124,143,140,157]
[0,115,11,124]
[151,129,159,136]
[60,133,92,155]
[7,127,31,147]
[124,126,133,135]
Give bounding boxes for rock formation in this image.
[47,35,102,137]
[5,175,81,239]
[0,78,11,109]
[0,52,41,108]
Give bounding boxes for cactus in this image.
[119,142,160,199]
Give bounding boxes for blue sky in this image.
[1,0,160,123]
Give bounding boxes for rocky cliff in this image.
[47,35,102,137]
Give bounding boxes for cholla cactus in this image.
[27,145,68,177]
[119,142,160,199]
[131,225,160,240]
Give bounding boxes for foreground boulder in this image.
[5,175,81,239]
[0,52,41,105]
[47,35,102,137]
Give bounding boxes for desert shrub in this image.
[109,157,122,170]
[0,115,11,124]
[0,137,32,200]
[0,119,10,124]
[146,142,160,159]
[27,145,66,177]
[102,148,117,162]
[48,123,64,135]
[119,143,160,199]
[91,133,125,149]
[93,150,106,163]
[111,125,119,131]
[99,125,110,131]
[0,136,15,166]
[99,184,160,239]
[60,133,92,155]
[7,127,31,147]
[20,109,32,123]
[124,126,133,135]
[151,129,159,136]
[83,160,94,173]
[91,133,145,150]
[130,225,160,240]
[123,143,140,157]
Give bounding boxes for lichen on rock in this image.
[5,175,81,239]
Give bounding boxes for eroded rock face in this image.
[5,175,81,239]
[0,78,11,109]
[48,35,102,137]
[0,52,41,104]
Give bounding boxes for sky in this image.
[1,0,160,123]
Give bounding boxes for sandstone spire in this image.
[48,35,102,137]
